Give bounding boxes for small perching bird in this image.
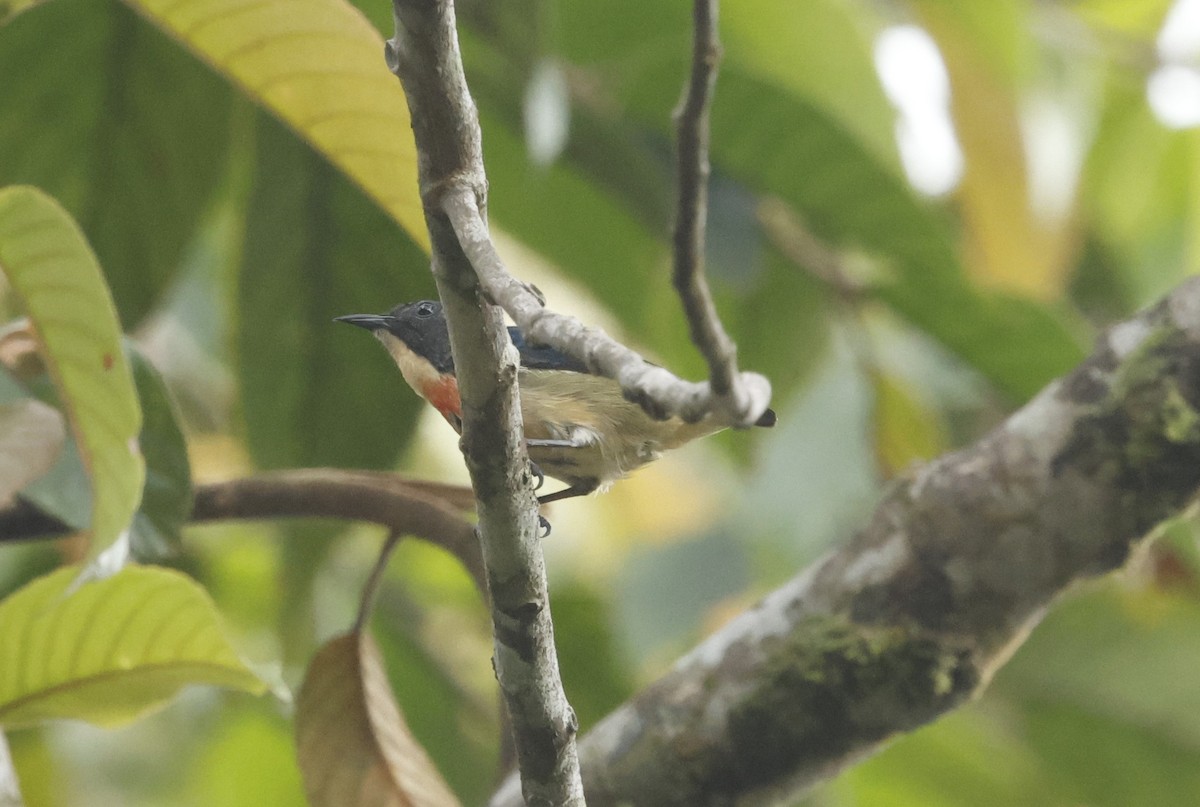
[337,300,775,504]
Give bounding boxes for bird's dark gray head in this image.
[335,300,453,373]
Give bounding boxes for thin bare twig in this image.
[387,0,585,803]
[354,529,404,633]
[672,0,741,404]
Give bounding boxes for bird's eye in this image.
[416,302,435,318]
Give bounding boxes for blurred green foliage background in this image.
[2,0,1200,803]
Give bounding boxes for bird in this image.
[336,300,775,505]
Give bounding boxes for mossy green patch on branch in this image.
[722,615,978,785]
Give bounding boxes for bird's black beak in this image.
[334,314,391,332]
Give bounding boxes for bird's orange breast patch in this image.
[421,375,462,423]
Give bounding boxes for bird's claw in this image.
[529,461,545,491]
[538,514,552,538]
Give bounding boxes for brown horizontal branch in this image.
[0,470,485,593]
[490,276,1200,806]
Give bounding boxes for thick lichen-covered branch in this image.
[490,278,1200,806]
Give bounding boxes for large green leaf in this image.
[237,112,427,470]
[722,0,898,173]
[0,565,264,729]
[701,70,1087,400]
[0,0,232,325]
[600,49,1087,399]
[472,2,1085,400]
[125,0,427,248]
[0,186,144,555]
[476,108,670,326]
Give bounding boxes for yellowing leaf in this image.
[296,631,461,807]
[0,186,144,556]
[917,1,1076,302]
[124,0,427,248]
[0,565,265,729]
[1074,0,1175,37]
[0,398,65,505]
[872,371,947,478]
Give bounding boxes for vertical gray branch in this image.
[386,1,584,804]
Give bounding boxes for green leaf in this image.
[871,370,947,477]
[722,0,899,172]
[127,346,192,559]
[0,565,264,729]
[238,112,426,470]
[374,539,496,805]
[296,631,461,807]
[1021,699,1200,807]
[0,186,144,556]
[551,583,634,731]
[475,2,1086,400]
[1082,82,1193,304]
[125,0,427,248]
[0,0,232,325]
[184,708,307,807]
[831,706,1053,807]
[699,69,1087,400]
[1073,0,1176,37]
[724,247,829,403]
[476,107,669,331]
[0,0,44,26]
[997,586,1200,749]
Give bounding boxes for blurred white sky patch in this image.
[1149,0,1200,129]
[873,25,963,197]
[1020,92,1085,222]
[524,58,571,166]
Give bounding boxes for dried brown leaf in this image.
[296,631,461,807]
